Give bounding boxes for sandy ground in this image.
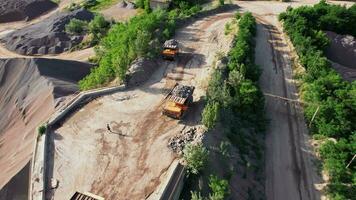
[46,12,234,200]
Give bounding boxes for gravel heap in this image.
[117,0,136,9]
[126,58,157,86]
[168,126,205,155]
[325,31,356,69]
[0,8,94,55]
[0,0,57,23]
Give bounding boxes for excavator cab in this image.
[162,39,179,60]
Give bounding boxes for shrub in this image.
[191,191,204,200]
[88,14,111,43]
[183,143,209,175]
[208,175,230,200]
[65,19,88,34]
[82,0,98,8]
[38,125,46,136]
[218,0,224,6]
[202,101,220,130]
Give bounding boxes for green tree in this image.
[183,143,209,175]
[65,19,88,34]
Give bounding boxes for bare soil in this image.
[0,58,92,192]
[46,12,234,200]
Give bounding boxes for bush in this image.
[191,191,204,200]
[88,14,111,44]
[82,0,98,8]
[218,0,224,6]
[38,125,46,136]
[208,175,230,200]
[65,19,88,34]
[183,143,209,175]
[202,101,220,130]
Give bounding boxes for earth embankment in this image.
[0,58,92,192]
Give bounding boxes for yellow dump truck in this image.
[162,39,179,60]
[163,83,195,119]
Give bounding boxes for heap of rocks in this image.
[168,126,205,155]
[0,8,94,55]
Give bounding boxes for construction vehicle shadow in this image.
[179,97,205,126]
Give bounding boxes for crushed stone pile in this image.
[0,58,92,191]
[171,84,194,98]
[126,58,157,86]
[0,0,57,23]
[168,126,205,155]
[117,0,136,9]
[325,31,356,69]
[164,39,178,49]
[0,8,94,55]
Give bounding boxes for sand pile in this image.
[0,0,57,23]
[325,31,356,81]
[126,58,157,86]
[0,58,92,191]
[0,8,94,55]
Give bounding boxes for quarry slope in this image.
[0,0,57,23]
[0,58,92,191]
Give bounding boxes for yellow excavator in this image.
[162,83,195,119]
[162,39,179,60]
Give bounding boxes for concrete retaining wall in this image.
[147,160,186,200]
[30,85,125,200]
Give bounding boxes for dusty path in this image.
[45,11,234,200]
[255,19,321,200]
[236,1,327,199]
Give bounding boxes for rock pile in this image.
[126,58,157,87]
[0,0,57,23]
[117,1,136,9]
[0,8,94,55]
[168,126,205,155]
[325,31,356,69]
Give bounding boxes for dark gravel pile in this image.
[0,0,57,23]
[0,8,94,55]
[325,31,356,69]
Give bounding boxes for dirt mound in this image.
[0,0,57,23]
[0,58,92,191]
[126,58,157,86]
[0,8,94,55]
[325,31,356,69]
[117,1,135,9]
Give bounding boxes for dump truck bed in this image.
[166,84,195,105]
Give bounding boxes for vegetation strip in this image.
[184,12,266,200]
[279,1,355,199]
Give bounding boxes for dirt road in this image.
[235,1,327,199]
[45,11,234,200]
